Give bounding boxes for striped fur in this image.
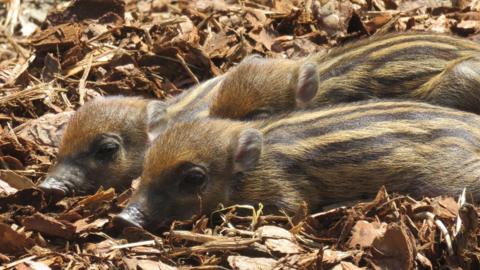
[123,100,480,227]
[210,32,480,119]
[165,75,224,122]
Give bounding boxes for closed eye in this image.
[241,108,272,120]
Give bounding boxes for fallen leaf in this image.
[25,261,52,270]
[322,249,355,265]
[332,261,366,270]
[432,196,458,219]
[0,222,35,255]
[74,217,109,234]
[0,179,18,195]
[16,111,74,148]
[371,223,416,270]
[0,170,35,190]
[347,220,387,249]
[23,213,76,239]
[228,255,278,270]
[257,225,302,254]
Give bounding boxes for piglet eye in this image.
[179,167,207,193]
[243,108,272,120]
[95,142,119,160]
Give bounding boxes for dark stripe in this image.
[370,71,443,95]
[324,33,476,60]
[263,102,438,134]
[171,78,222,120]
[271,128,480,174]
[320,44,461,83]
[170,77,221,108]
[265,109,480,145]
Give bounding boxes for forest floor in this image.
[1,0,480,269]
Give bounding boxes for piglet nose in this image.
[37,177,67,201]
[113,207,145,229]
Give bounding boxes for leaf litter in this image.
[1,0,480,269]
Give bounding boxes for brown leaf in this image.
[228,255,278,270]
[332,261,366,270]
[76,187,116,209]
[203,31,236,58]
[74,217,109,234]
[0,156,24,170]
[347,220,387,249]
[322,249,355,266]
[0,170,35,190]
[23,212,76,239]
[248,27,277,51]
[16,111,74,148]
[0,179,17,196]
[371,223,416,270]
[432,196,458,219]
[25,261,52,270]
[256,226,302,254]
[30,23,83,53]
[0,222,35,255]
[85,239,118,257]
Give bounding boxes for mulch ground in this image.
[1,0,480,269]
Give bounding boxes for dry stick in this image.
[2,27,28,59]
[0,255,37,270]
[110,240,155,250]
[0,83,66,105]
[416,211,454,256]
[309,206,347,219]
[5,54,35,86]
[176,53,200,84]
[78,54,93,105]
[169,230,224,243]
[4,0,20,34]
[454,188,467,237]
[168,238,260,257]
[221,227,255,237]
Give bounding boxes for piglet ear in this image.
[296,63,319,108]
[233,129,263,173]
[146,100,168,142]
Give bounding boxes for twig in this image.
[221,227,255,237]
[310,206,347,219]
[176,53,200,84]
[415,211,454,256]
[168,230,225,243]
[168,238,260,257]
[78,54,93,105]
[0,255,36,270]
[4,0,20,34]
[2,27,28,59]
[110,240,155,250]
[454,188,467,237]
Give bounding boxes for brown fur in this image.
[40,76,224,196]
[44,96,152,195]
[119,100,480,229]
[210,33,480,119]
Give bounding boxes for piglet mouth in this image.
[113,204,146,229]
[37,177,70,202]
